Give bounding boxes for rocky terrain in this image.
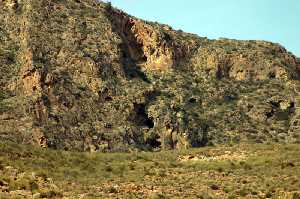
[1,0,300,152]
[0,141,300,198]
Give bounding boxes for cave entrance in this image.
[133,103,154,128]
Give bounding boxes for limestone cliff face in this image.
[107,7,197,71]
[0,0,299,151]
[191,39,300,81]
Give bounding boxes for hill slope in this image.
[1,0,300,151]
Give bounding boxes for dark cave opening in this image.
[265,109,275,119]
[133,103,154,128]
[189,97,197,103]
[145,134,161,148]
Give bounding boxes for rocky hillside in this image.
[0,0,300,152]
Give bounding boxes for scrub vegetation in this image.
[0,141,300,198]
[0,0,300,198]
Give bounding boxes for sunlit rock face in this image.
[0,0,299,152]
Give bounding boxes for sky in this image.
[108,0,300,57]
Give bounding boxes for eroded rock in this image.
[0,0,299,151]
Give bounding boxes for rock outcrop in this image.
[0,0,299,151]
[107,7,198,71]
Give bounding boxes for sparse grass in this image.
[0,0,300,198]
[0,141,299,198]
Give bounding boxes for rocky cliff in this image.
[0,0,300,152]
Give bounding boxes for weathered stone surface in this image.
[0,0,299,151]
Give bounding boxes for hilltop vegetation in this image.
[0,0,300,152]
[0,0,300,198]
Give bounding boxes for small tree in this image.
[105,1,112,11]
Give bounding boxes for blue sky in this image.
[109,0,300,57]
